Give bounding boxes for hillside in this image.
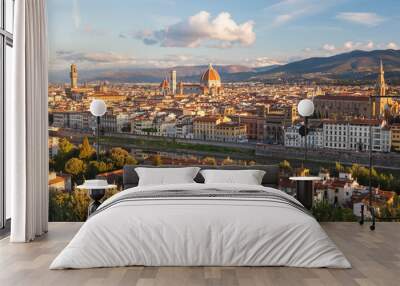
[49,49,400,84]
[252,49,400,83]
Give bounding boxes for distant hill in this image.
[252,49,400,83]
[49,49,400,84]
[49,64,260,84]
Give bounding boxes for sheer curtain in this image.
[7,0,48,242]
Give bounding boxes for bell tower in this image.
[70,64,78,89]
[375,60,392,117]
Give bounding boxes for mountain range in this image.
[49,49,400,84]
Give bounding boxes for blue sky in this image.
[48,0,400,70]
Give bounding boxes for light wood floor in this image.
[0,222,399,286]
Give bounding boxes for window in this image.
[0,0,14,229]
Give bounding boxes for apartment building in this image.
[284,125,324,149]
[193,116,230,141]
[391,123,400,152]
[314,94,371,118]
[230,115,264,141]
[176,124,193,139]
[323,119,391,152]
[214,122,248,143]
[131,118,156,135]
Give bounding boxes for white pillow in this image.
[200,169,266,185]
[135,167,200,186]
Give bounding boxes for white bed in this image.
[50,183,351,269]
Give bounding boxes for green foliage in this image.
[378,195,400,221]
[279,160,292,172]
[350,164,399,192]
[85,161,114,179]
[65,158,86,175]
[49,188,118,222]
[53,138,78,172]
[109,147,138,168]
[65,158,86,184]
[58,137,75,154]
[312,200,357,222]
[297,167,310,176]
[79,136,95,160]
[331,162,345,177]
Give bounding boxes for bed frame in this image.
[123,165,280,190]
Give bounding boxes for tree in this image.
[312,200,356,222]
[65,158,86,183]
[279,160,292,172]
[109,147,137,168]
[298,167,310,176]
[49,187,119,222]
[152,154,162,166]
[79,136,95,160]
[86,161,113,179]
[71,189,91,221]
[53,138,77,172]
[332,162,345,177]
[58,137,75,154]
[221,156,234,165]
[202,156,217,166]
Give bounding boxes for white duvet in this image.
[50,183,351,269]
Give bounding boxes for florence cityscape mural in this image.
[47,0,400,222]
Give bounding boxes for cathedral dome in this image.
[160,79,169,89]
[200,64,221,87]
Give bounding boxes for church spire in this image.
[378,59,386,97]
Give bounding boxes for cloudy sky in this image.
[48,0,400,70]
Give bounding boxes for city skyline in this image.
[48,0,400,71]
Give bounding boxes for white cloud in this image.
[51,50,210,69]
[72,0,80,29]
[298,40,399,58]
[336,12,385,27]
[53,50,136,69]
[343,41,374,51]
[322,44,336,52]
[273,14,294,26]
[267,0,334,27]
[131,11,256,48]
[51,49,289,70]
[316,41,376,55]
[245,57,286,68]
[387,42,398,49]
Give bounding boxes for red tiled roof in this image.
[48,177,65,185]
[314,95,369,101]
[194,116,221,123]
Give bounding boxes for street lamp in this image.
[90,99,107,161]
[297,99,315,164]
[360,94,400,230]
[289,99,319,210]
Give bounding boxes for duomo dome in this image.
[200,64,221,88]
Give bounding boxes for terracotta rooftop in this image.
[194,116,222,123]
[314,95,370,101]
[48,177,65,185]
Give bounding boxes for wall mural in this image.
[47,0,400,221]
